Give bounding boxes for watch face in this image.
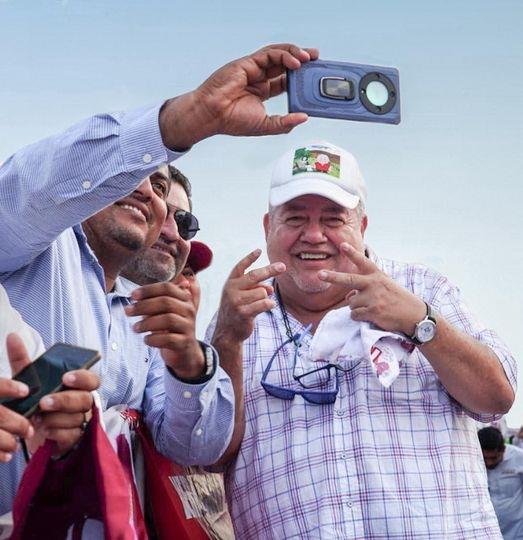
[416,320,436,343]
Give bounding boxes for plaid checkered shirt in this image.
[209,249,517,539]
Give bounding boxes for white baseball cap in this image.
[269,141,367,209]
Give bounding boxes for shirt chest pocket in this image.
[363,351,448,407]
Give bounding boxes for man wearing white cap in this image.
[209,141,517,539]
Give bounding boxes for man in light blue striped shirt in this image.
[0,43,320,516]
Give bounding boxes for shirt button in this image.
[336,409,344,417]
[347,501,353,508]
[82,180,91,190]
[111,342,118,351]
[195,428,203,436]
[341,453,348,460]
[142,153,153,164]
[183,391,192,399]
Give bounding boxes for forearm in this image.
[212,336,245,466]
[0,104,182,271]
[420,316,515,414]
[145,360,234,467]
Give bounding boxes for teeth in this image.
[299,253,328,260]
[120,204,145,220]
[153,245,171,255]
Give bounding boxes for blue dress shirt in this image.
[0,104,234,514]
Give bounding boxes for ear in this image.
[360,214,368,237]
[263,213,270,240]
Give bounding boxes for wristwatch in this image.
[410,302,437,345]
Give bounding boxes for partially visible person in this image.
[0,43,319,515]
[125,225,234,538]
[0,333,100,519]
[207,141,516,538]
[0,335,35,464]
[510,426,523,449]
[479,426,523,540]
[0,286,44,378]
[1,288,100,515]
[122,165,194,286]
[174,240,213,311]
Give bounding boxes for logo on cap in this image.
[292,146,341,179]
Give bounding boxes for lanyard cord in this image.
[274,282,298,346]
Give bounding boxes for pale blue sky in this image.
[1,0,522,423]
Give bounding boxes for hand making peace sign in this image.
[213,249,286,344]
[318,242,426,336]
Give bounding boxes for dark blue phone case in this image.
[287,59,401,125]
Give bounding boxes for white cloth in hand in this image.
[309,307,414,388]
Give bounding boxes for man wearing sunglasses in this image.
[0,43,319,517]
[208,141,517,539]
[122,165,198,286]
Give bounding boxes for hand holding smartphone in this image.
[0,343,100,418]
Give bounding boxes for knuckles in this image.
[0,432,18,452]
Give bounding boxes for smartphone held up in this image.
[0,343,100,418]
[287,59,401,124]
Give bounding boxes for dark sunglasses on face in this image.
[167,204,200,240]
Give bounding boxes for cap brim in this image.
[270,177,360,209]
[187,241,213,273]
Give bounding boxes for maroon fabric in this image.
[134,420,209,540]
[116,434,147,539]
[10,407,144,540]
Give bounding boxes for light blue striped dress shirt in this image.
[0,105,234,514]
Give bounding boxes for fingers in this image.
[339,243,378,275]
[127,297,194,320]
[0,431,20,462]
[318,269,369,290]
[133,312,192,335]
[34,411,85,430]
[236,298,276,318]
[143,333,198,352]
[0,376,30,400]
[237,287,272,305]
[230,248,262,278]
[251,48,303,72]
[0,404,34,441]
[259,113,309,136]
[61,370,100,392]
[253,44,319,69]
[39,389,94,414]
[245,262,285,285]
[6,333,32,377]
[131,282,191,302]
[229,249,285,286]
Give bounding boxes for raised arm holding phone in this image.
[0,43,319,515]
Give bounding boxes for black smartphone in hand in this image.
[0,343,100,418]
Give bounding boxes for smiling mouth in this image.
[297,253,330,260]
[151,243,175,258]
[118,203,147,222]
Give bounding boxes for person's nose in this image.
[300,219,326,244]
[177,277,191,291]
[161,211,181,243]
[132,178,155,202]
